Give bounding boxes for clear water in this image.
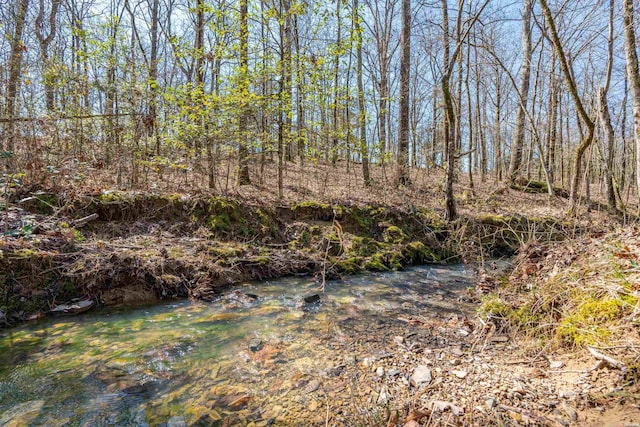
[0,265,473,426]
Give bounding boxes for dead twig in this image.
[587,345,627,371]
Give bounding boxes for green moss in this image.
[293,201,331,210]
[334,257,363,274]
[557,297,624,346]
[477,214,511,226]
[253,255,270,265]
[206,245,245,258]
[291,201,334,221]
[383,226,408,244]
[349,205,385,231]
[372,250,403,271]
[401,241,440,264]
[350,236,383,257]
[363,259,389,272]
[72,229,85,242]
[479,296,513,320]
[509,302,545,329]
[97,191,127,204]
[11,248,38,259]
[32,194,59,214]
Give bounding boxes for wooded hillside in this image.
[1,0,639,218]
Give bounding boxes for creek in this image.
[0,265,474,426]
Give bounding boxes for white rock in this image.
[451,370,468,379]
[411,365,432,387]
[376,366,385,377]
[485,397,496,410]
[377,385,389,405]
[550,360,564,369]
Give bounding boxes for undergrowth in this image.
[480,229,640,350]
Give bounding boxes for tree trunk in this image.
[623,0,640,209]
[396,0,411,185]
[35,0,60,113]
[507,0,533,184]
[148,0,160,154]
[331,0,342,166]
[540,0,595,213]
[354,0,370,185]
[237,0,251,185]
[5,0,29,163]
[442,0,456,221]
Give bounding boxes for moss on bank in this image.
[0,191,574,327]
[479,230,640,349]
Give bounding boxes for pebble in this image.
[451,370,468,379]
[387,368,400,377]
[376,366,384,377]
[549,360,564,369]
[485,397,496,410]
[377,385,389,405]
[411,365,432,387]
[304,379,321,393]
[561,403,578,421]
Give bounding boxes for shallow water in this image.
[0,265,473,426]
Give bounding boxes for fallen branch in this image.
[73,213,99,228]
[587,346,627,371]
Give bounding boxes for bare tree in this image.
[354,0,371,185]
[396,0,411,185]
[539,0,595,213]
[507,0,533,184]
[237,0,251,185]
[4,0,29,164]
[623,0,640,209]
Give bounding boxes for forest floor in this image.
[1,159,639,425]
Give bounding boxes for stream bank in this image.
[0,190,573,327]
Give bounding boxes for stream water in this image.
[0,265,474,426]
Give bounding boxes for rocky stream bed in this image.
[1,264,638,427]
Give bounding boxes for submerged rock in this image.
[304,294,321,304]
[166,415,187,427]
[50,299,94,315]
[249,338,263,352]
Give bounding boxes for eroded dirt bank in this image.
[0,190,571,326]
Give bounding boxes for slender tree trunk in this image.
[331,0,342,166]
[148,0,160,153]
[442,0,457,220]
[396,0,411,185]
[36,0,60,113]
[597,0,615,211]
[598,88,616,211]
[507,0,533,184]
[354,0,370,185]
[540,0,595,213]
[494,64,502,182]
[5,0,29,163]
[237,0,251,185]
[293,15,305,166]
[547,54,558,184]
[623,0,640,208]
